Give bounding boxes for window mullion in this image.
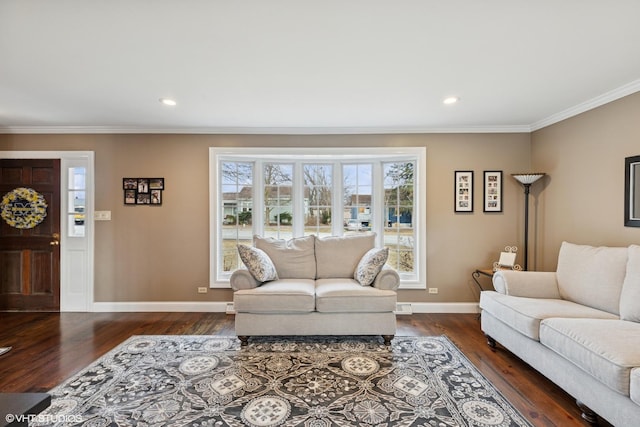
[372,162,383,247]
[333,161,343,236]
[293,161,305,237]
[253,160,265,237]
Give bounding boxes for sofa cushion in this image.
[540,318,640,396]
[254,235,316,279]
[315,279,396,313]
[354,247,389,286]
[237,244,278,282]
[620,244,640,322]
[631,368,640,406]
[556,241,628,315]
[315,233,375,279]
[479,291,618,340]
[233,279,316,313]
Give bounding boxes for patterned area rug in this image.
[40,335,531,426]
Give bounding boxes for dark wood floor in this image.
[0,312,606,426]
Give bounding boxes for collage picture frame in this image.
[454,171,473,212]
[123,178,164,205]
[483,170,503,212]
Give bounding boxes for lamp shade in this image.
[511,173,546,185]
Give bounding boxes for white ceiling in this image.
[2,0,640,134]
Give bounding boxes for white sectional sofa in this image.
[230,233,400,345]
[480,242,640,427]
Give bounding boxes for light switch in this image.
[94,211,112,221]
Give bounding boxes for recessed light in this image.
[443,96,459,105]
[159,98,177,106]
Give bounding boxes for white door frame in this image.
[0,151,94,311]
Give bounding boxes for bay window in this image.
[210,147,426,289]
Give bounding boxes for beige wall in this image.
[0,132,530,305]
[532,91,640,270]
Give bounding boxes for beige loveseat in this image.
[230,233,400,345]
[480,242,640,427]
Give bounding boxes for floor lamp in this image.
[511,173,546,271]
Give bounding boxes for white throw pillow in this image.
[354,247,389,286]
[254,235,316,279]
[315,233,376,278]
[237,244,278,282]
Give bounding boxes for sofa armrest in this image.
[230,269,260,291]
[492,270,561,299]
[372,265,400,291]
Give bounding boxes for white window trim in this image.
[209,147,426,289]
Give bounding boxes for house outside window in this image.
[209,147,426,289]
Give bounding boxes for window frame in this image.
[209,146,426,289]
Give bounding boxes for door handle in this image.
[50,233,60,246]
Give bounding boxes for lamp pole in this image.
[512,173,546,271]
[521,183,532,271]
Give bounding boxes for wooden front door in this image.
[0,159,61,311]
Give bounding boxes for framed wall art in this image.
[483,170,503,212]
[150,189,162,205]
[454,170,473,212]
[149,178,164,190]
[625,155,640,227]
[123,178,164,205]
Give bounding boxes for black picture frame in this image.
[123,177,164,206]
[454,170,473,212]
[137,192,151,204]
[124,189,136,205]
[483,170,503,212]
[123,178,137,190]
[137,178,150,194]
[150,189,162,205]
[625,155,640,227]
[149,178,164,190]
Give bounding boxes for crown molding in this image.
[0,125,532,135]
[531,78,640,131]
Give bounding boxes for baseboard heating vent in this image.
[225,302,235,314]
[395,303,413,315]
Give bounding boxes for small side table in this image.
[472,269,495,293]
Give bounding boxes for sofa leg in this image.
[485,335,497,349]
[382,335,394,346]
[238,336,249,346]
[576,400,599,425]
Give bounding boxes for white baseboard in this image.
[91,301,480,314]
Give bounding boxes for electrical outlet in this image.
[226,303,235,314]
[197,287,208,294]
[428,288,438,294]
